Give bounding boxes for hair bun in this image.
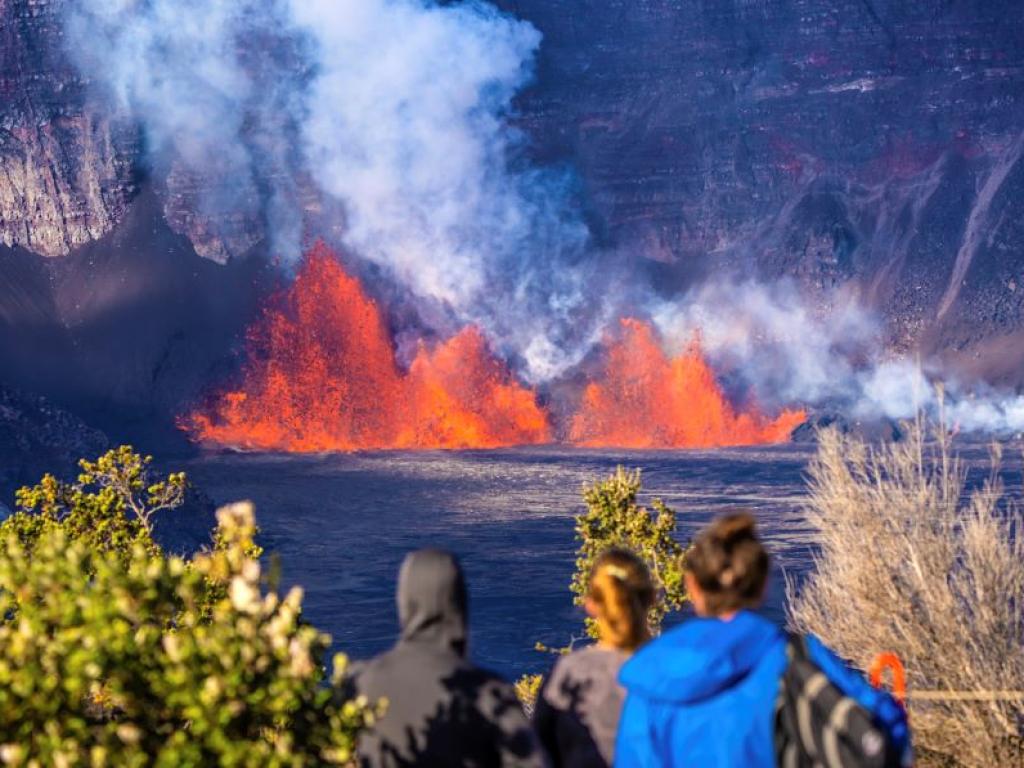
[686,510,769,615]
[712,512,758,547]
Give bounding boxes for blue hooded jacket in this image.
[614,611,910,767]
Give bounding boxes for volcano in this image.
[2,0,1024,450]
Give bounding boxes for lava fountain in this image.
[568,319,806,448]
[180,243,552,450]
[182,245,804,451]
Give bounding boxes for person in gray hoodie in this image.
[346,548,543,768]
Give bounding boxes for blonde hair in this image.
[685,511,769,615]
[588,548,655,651]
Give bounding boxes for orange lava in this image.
[182,245,805,452]
[569,318,806,448]
[180,243,552,451]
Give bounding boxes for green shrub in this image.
[0,450,378,766]
[573,467,688,638]
[518,467,688,710]
[6,445,187,559]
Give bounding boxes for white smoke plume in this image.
[65,0,308,260]
[652,280,1024,435]
[858,362,1024,434]
[64,0,601,381]
[651,281,878,408]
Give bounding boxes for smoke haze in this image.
[653,280,1024,434]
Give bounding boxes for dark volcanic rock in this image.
[0,382,108,506]
[790,411,850,443]
[0,189,275,451]
[790,409,904,444]
[0,380,218,554]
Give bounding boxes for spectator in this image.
[534,548,655,767]
[615,513,911,767]
[347,548,543,767]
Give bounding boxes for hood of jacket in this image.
[619,610,785,704]
[396,548,468,656]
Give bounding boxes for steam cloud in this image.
[653,281,1024,434]
[65,0,602,381]
[63,0,1024,433]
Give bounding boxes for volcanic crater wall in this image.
[0,0,138,257]
[501,0,1024,378]
[0,0,272,263]
[2,0,1024,445]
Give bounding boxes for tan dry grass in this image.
[788,420,1024,767]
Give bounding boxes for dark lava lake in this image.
[182,445,819,678]
[182,441,1018,679]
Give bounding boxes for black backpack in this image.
[774,633,903,768]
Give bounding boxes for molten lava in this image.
[181,243,552,451]
[569,319,806,448]
[183,245,804,452]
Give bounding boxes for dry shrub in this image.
[788,421,1024,767]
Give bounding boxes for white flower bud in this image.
[230,576,261,614]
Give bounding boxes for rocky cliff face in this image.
[500,0,1024,376]
[161,164,267,265]
[0,0,267,263]
[2,0,1024,398]
[0,0,139,257]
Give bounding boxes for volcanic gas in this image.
[181,245,804,451]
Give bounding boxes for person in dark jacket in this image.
[347,548,543,767]
[534,548,656,768]
[614,513,911,767]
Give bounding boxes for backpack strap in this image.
[777,632,809,768]
[785,631,810,662]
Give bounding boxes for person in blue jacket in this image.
[614,512,911,767]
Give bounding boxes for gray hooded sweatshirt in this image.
[348,549,543,767]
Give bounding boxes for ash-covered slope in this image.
[0,190,273,450]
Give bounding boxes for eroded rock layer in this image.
[0,0,138,257]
